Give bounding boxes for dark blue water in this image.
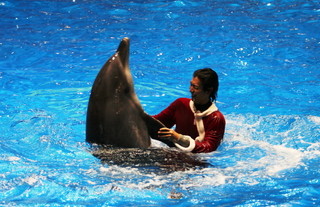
[1,0,319,206]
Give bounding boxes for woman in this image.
[153,68,225,153]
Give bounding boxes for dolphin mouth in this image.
[117,38,130,67]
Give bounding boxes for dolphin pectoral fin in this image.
[143,113,176,147]
[142,112,164,139]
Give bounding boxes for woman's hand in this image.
[158,127,180,142]
[158,127,191,148]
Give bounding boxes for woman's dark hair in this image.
[193,68,219,102]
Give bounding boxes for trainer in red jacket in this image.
[153,68,225,153]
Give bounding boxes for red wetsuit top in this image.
[153,98,225,153]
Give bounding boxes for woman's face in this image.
[189,77,211,105]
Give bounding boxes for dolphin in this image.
[86,37,164,148]
[86,38,208,171]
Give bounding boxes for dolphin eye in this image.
[124,86,130,94]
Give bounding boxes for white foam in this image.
[7,156,21,161]
[180,168,229,189]
[257,145,303,176]
[24,177,38,185]
[305,142,320,159]
[308,115,320,125]
[79,113,318,194]
[224,114,307,179]
[22,175,46,186]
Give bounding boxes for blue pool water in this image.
[1,0,319,206]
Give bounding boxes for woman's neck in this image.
[194,101,212,112]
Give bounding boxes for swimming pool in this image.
[1,0,319,206]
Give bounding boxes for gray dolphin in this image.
[86,37,164,148]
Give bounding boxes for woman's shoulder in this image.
[175,97,191,103]
[208,110,225,123]
[172,98,191,107]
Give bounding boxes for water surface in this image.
[0,0,319,206]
